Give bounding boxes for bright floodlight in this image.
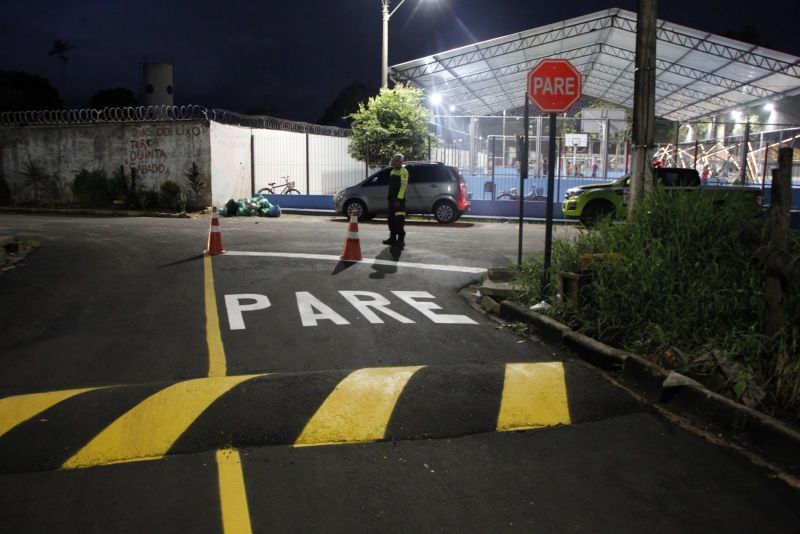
[449,104,456,112]
[429,93,443,106]
[731,110,742,119]
[763,103,775,112]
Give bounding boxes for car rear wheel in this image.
[580,200,614,226]
[344,199,368,220]
[433,200,458,224]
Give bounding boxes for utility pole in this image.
[629,0,657,210]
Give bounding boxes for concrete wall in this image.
[0,120,211,205]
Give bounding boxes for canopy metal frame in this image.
[390,8,800,121]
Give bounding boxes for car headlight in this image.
[565,188,585,199]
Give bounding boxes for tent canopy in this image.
[390,8,800,121]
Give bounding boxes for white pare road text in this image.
[225,291,477,330]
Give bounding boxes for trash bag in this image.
[223,196,278,217]
[224,198,239,216]
[266,203,281,217]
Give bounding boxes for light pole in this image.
[382,0,408,87]
[383,0,437,87]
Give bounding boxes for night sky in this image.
[1,0,797,123]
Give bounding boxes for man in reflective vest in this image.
[383,153,408,249]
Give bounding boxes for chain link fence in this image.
[427,112,800,207]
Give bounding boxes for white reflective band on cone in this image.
[347,232,359,239]
[210,226,221,233]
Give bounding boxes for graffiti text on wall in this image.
[123,124,207,178]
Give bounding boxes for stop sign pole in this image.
[520,59,582,300]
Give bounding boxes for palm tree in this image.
[49,39,75,101]
[19,161,49,205]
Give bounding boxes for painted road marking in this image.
[296,291,351,327]
[62,375,264,469]
[206,255,253,532]
[217,449,253,534]
[0,363,579,471]
[0,387,100,438]
[339,291,415,324]
[205,254,227,377]
[496,362,571,431]
[225,294,272,330]
[394,291,478,324]
[295,366,424,446]
[225,251,487,274]
[228,290,478,329]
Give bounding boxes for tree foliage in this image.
[89,87,137,109]
[317,82,376,128]
[347,84,438,165]
[0,71,62,111]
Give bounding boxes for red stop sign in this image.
[527,59,582,113]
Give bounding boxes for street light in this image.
[382,0,430,87]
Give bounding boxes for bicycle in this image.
[496,185,544,201]
[257,177,301,195]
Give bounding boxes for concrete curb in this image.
[0,207,189,218]
[498,299,800,477]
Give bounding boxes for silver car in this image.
[333,162,470,224]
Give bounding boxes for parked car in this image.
[334,162,470,224]
[562,167,761,225]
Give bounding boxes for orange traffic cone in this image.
[339,213,362,261]
[205,207,225,256]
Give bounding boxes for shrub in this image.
[159,180,181,210]
[0,171,10,205]
[513,189,799,422]
[72,169,110,207]
[137,187,158,211]
[184,162,205,208]
[108,167,129,204]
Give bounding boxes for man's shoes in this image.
[396,241,405,250]
[382,238,396,245]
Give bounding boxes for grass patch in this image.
[513,188,800,425]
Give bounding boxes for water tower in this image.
[142,63,174,106]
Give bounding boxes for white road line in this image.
[225,251,487,274]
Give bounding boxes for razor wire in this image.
[206,109,351,137]
[0,105,352,137]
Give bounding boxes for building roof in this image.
[390,8,800,121]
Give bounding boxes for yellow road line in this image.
[0,387,99,438]
[217,449,253,534]
[496,362,571,431]
[294,366,423,446]
[205,254,227,377]
[62,375,263,469]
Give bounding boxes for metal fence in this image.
[427,114,800,206]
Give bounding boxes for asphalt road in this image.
[0,213,798,533]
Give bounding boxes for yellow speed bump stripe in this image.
[63,375,264,469]
[0,387,99,438]
[295,366,423,447]
[497,362,571,431]
[217,449,253,534]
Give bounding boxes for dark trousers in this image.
[387,197,406,243]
